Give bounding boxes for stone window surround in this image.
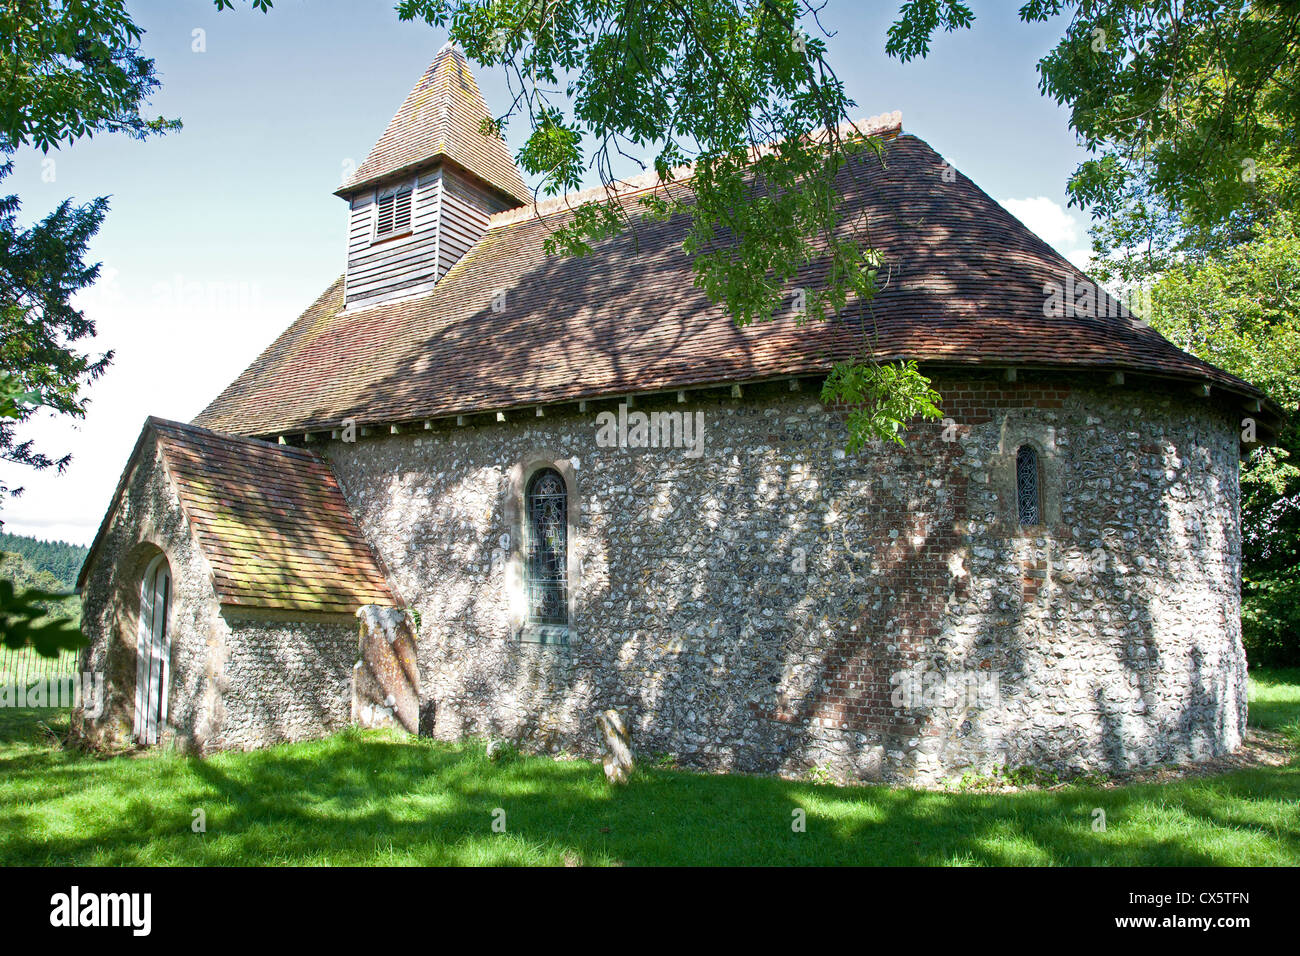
[989,419,1062,533]
[504,451,579,646]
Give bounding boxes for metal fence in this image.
[0,646,80,688]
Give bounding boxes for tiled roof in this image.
[79,418,396,614]
[337,43,530,206]
[196,133,1267,439]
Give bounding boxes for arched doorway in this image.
[133,553,172,745]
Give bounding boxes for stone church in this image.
[73,44,1279,784]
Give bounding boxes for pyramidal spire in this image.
[337,44,530,207]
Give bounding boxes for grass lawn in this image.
[1,670,1297,866]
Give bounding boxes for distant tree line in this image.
[0,532,86,628]
[0,528,86,624]
[0,532,87,590]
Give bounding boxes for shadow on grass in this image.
[2,711,1297,866]
[0,707,69,745]
[1249,667,1300,736]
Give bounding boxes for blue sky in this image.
[0,0,1093,544]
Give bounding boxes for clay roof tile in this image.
[337,43,530,206]
[196,132,1268,438]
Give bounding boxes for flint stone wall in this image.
[75,442,356,753]
[326,371,1247,784]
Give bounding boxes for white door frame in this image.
[132,553,172,745]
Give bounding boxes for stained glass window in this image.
[1016,444,1040,526]
[526,468,568,627]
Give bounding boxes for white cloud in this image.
[1000,195,1094,272]
[1062,247,1095,272]
[1000,196,1078,246]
